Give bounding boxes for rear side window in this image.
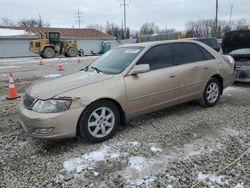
[195,38,220,52]
[137,44,173,70]
[200,47,215,60]
[173,43,204,65]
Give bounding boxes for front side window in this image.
[87,47,144,74]
[173,43,204,65]
[137,44,173,70]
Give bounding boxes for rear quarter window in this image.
[173,43,215,65]
[173,43,203,65]
[199,46,215,60]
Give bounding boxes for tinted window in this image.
[138,44,173,70]
[200,47,215,60]
[173,43,204,65]
[195,38,220,52]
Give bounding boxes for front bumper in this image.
[235,66,250,83]
[18,103,84,139]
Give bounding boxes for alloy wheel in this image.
[206,82,219,104]
[87,107,115,138]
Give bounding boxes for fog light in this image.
[33,128,54,134]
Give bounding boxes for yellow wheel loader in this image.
[29,32,82,58]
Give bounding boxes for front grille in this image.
[23,93,35,109]
[239,72,247,79]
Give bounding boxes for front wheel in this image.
[199,78,222,107]
[78,100,120,143]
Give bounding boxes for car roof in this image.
[119,39,203,48]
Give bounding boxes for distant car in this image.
[222,30,250,54]
[230,48,250,82]
[193,37,222,52]
[19,40,236,143]
[223,30,250,82]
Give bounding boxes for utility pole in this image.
[75,9,83,29]
[229,5,233,27]
[38,14,42,27]
[215,0,218,36]
[120,0,129,39]
[121,19,124,39]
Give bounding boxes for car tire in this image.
[199,78,222,107]
[78,100,120,143]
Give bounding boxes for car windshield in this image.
[230,48,250,55]
[86,47,144,74]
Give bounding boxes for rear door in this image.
[172,42,216,102]
[124,44,179,117]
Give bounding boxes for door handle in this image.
[169,75,176,78]
[204,67,208,70]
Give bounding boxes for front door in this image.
[125,44,179,117]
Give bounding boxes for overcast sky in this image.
[1,0,250,31]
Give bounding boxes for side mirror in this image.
[128,64,150,76]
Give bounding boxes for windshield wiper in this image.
[91,66,103,73]
[80,66,88,72]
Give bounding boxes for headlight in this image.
[32,99,72,113]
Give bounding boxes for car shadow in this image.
[233,82,250,88]
[125,100,203,128]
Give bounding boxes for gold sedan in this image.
[19,40,236,142]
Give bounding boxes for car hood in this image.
[27,71,113,99]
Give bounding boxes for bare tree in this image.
[105,22,130,39]
[186,19,250,38]
[235,19,249,30]
[140,22,159,35]
[86,24,104,32]
[17,18,50,28]
[1,17,15,26]
[160,25,176,34]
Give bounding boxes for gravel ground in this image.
[0,57,249,188]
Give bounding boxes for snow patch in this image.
[0,65,22,69]
[63,145,121,173]
[0,28,35,36]
[123,156,159,186]
[129,156,148,171]
[150,146,162,153]
[234,182,244,188]
[197,173,229,186]
[223,86,247,96]
[44,74,62,78]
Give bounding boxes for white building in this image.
[0,26,116,58]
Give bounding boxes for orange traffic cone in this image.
[39,57,44,65]
[77,55,81,64]
[6,72,20,100]
[57,58,63,71]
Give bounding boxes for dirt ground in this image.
[0,57,249,188]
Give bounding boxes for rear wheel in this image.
[199,78,222,107]
[42,47,55,58]
[66,47,78,57]
[78,100,120,143]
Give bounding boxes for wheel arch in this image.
[76,98,127,137]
